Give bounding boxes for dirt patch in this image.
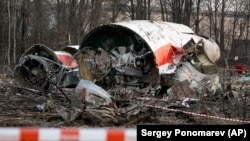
[0,74,249,128]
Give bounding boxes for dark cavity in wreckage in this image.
[14,20,223,124]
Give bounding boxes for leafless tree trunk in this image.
[68,0,77,45]
[130,0,135,19]
[33,0,43,43]
[112,0,118,22]
[136,0,143,19]
[169,0,183,23]
[147,0,151,20]
[206,0,217,39]
[159,0,165,21]
[167,0,193,25]
[163,0,169,21]
[213,0,219,43]
[7,0,11,66]
[183,0,192,26]
[195,0,200,33]
[219,0,225,51]
[20,0,29,55]
[13,0,17,64]
[143,0,147,19]
[230,1,246,58]
[245,1,250,66]
[90,0,103,30]
[158,0,170,21]
[77,0,90,43]
[56,0,67,46]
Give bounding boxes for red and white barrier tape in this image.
[146,104,250,124]
[218,68,247,71]
[0,128,136,141]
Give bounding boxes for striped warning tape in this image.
[0,128,136,141]
[218,68,248,71]
[145,104,250,124]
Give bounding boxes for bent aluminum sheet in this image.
[80,20,220,75]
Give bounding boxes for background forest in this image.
[1,0,250,71]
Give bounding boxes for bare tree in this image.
[7,0,11,66]
[205,0,219,41]
[219,0,225,51]
[159,0,165,21]
[229,0,250,60]
[0,1,5,65]
[90,0,103,30]
[159,0,170,21]
[136,0,143,19]
[164,0,193,25]
[147,0,151,20]
[19,0,30,55]
[229,1,241,57]
[13,0,17,64]
[130,0,135,19]
[213,0,219,43]
[54,0,68,46]
[111,0,118,22]
[183,0,192,26]
[194,0,201,33]
[77,0,91,43]
[68,0,77,44]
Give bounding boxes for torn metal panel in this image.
[54,51,78,68]
[184,39,218,74]
[167,80,196,100]
[60,79,119,122]
[19,44,60,63]
[167,61,222,98]
[60,68,80,88]
[77,53,93,81]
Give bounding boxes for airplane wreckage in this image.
[14,20,225,123]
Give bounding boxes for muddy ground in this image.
[0,72,250,128]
